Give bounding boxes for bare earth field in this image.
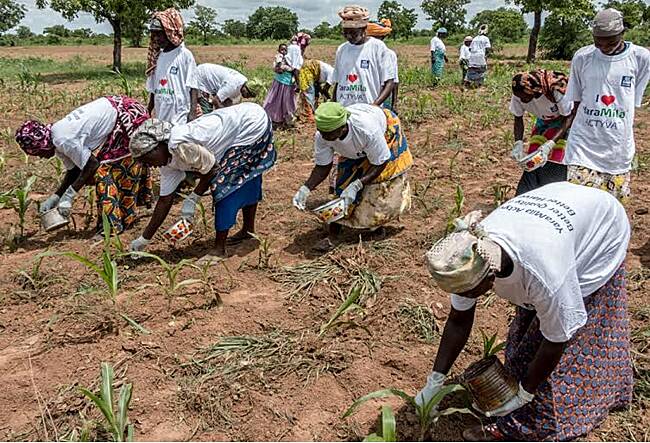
[0,44,648,441]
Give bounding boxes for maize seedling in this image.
[343,384,471,442]
[481,330,506,359]
[319,286,364,337]
[0,175,36,239]
[79,362,134,442]
[491,183,512,207]
[445,184,465,234]
[364,405,396,442]
[249,232,273,269]
[128,251,202,299]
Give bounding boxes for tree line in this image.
[2,0,650,71]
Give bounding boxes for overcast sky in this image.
[18,0,511,34]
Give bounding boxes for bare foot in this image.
[197,250,227,266]
[226,230,254,245]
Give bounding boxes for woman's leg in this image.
[228,203,258,244]
[95,163,125,234]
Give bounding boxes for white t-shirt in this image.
[386,48,399,84]
[159,103,269,196]
[52,97,118,170]
[193,63,248,102]
[565,43,650,174]
[146,43,199,125]
[333,38,394,106]
[319,61,334,84]
[286,43,304,70]
[468,35,491,67]
[450,182,630,343]
[430,36,446,53]
[459,45,471,61]
[313,104,391,166]
[509,92,574,121]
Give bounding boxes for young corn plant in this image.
[364,405,396,442]
[343,384,470,442]
[0,175,37,239]
[445,184,465,234]
[481,330,506,359]
[249,232,274,269]
[319,286,363,337]
[79,362,134,442]
[128,251,201,298]
[491,183,512,207]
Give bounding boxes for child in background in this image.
[274,44,293,74]
[459,36,472,86]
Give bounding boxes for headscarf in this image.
[426,211,502,294]
[129,118,172,158]
[338,5,370,29]
[367,19,392,37]
[315,102,351,132]
[146,8,185,76]
[437,27,448,34]
[512,70,568,103]
[592,8,625,37]
[464,36,473,42]
[479,24,488,35]
[15,120,54,157]
[292,32,312,50]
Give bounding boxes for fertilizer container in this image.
[462,355,518,412]
[41,209,69,232]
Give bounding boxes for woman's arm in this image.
[359,161,388,186]
[193,165,219,196]
[55,167,81,196]
[63,155,99,193]
[142,194,174,240]
[514,116,525,141]
[432,306,476,374]
[147,92,155,115]
[551,102,579,142]
[372,79,395,106]
[521,338,566,393]
[304,164,333,190]
[391,83,399,113]
[188,89,199,122]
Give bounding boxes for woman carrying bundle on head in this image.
[292,102,413,252]
[509,70,574,195]
[15,96,152,236]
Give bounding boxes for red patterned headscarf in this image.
[146,8,185,76]
[512,70,568,103]
[291,32,312,50]
[15,120,54,157]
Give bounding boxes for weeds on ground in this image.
[269,255,343,299]
[397,301,438,343]
[79,362,134,442]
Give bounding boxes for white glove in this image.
[483,382,534,417]
[340,179,364,209]
[540,139,556,156]
[39,194,60,214]
[511,140,524,161]
[129,236,151,253]
[181,192,201,223]
[57,186,78,217]
[415,371,446,409]
[293,185,311,211]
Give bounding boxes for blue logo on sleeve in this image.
[360,60,370,69]
[170,66,179,75]
[621,76,633,87]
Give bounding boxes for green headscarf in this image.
[315,102,350,133]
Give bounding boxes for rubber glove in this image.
[129,236,151,254]
[511,140,524,161]
[539,140,556,156]
[39,194,60,214]
[415,371,446,409]
[293,185,311,211]
[340,179,363,209]
[181,192,201,223]
[483,382,534,417]
[57,186,78,217]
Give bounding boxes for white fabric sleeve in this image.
[184,51,200,90]
[55,151,77,171]
[530,272,588,343]
[450,293,478,311]
[379,47,394,84]
[56,140,92,170]
[364,130,392,166]
[314,134,334,166]
[485,37,492,49]
[634,48,650,107]
[159,166,187,197]
[171,142,216,175]
[430,38,435,51]
[509,96,525,117]
[146,74,155,93]
[332,46,343,84]
[216,80,241,102]
[554,91,575,116]
[566,53,583,103]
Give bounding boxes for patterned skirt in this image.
[496,266,633,441]
[567,165,631,204]
[95,156,153,233]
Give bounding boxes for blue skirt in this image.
[214,175,262,231]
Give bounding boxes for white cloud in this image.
[18,0,514,34]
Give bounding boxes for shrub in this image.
[539,13,592,60]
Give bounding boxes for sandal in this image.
[462,423,506,442]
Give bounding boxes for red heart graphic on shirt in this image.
[601,95,616,106]
[347,74,358,83]
[160,78,168,86]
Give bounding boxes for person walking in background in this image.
[297,59,333,123]
[366,18,400,113]
[564,8,650,202]
[466,24,491,88]
[190,63,256,114]
[430,27,448,86]
[459,36,472,86]
[146,8,199,125]
[510,70,574,195]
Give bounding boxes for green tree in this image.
[44,24,70,37]
[0,0,26,34]
[313,21,333,38]
[539,8,593,59]
[604,0,646,29]
[70,27,93,38]
[246,6,298,40]
[507,0,594,63]
[420,0,469,34]
[122,7,149,48]
[222,19,247,38]
[470,8,527,43]
[189,5,217,45]
[36,0,195,72]
[15,25,34,39]
[378,0,418,39]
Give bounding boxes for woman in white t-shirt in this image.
[430,27,448,85]
[15,96,153,235]
[292,102,413,251]
[128,103,276,259]
[565,8,650,202]
[418,182,632,441]
[190,63,255,114]
[366,19,400,113]
[466,25,491,88]
[145,9,199,125]
[459,36,472,84]
[509,70,574,195]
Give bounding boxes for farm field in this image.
[0,42,649,441]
